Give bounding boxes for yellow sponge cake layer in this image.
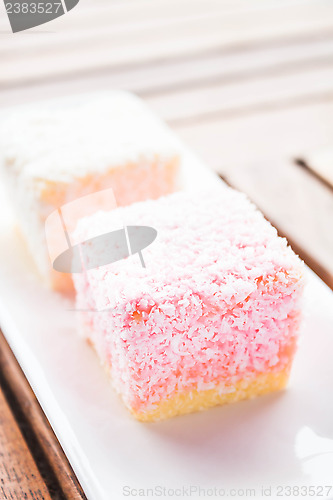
[132,367,291,422]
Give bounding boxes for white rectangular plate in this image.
[0,95,333,500]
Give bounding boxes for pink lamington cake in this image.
[0,91,180,293]
[73,185,305,421]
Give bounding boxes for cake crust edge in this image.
[130,366,292,422]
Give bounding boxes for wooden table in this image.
[0,0,333,497]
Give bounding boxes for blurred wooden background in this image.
[0,0,332,287]
[1,0,332,288]
[0,0,333,498]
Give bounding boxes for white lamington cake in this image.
[0,91,180,292]
[72,185,305,421]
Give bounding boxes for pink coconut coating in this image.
[73,185,305,413]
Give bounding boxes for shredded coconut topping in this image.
[73,186,305,412]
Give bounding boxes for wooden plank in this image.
[172,100,333,288]
[0,0,263,31]
[174,99,333,171]
[0,332,86,500]
[0,0,309,36]
[1,1,333,86]
[0,385,52,500]
[217,159,333,289]
[1,35,333,107]
[0,0,322,34]
[63,0,298,30]
[25,0,279,32]
[146,65,333,124]
[296,147,333,191]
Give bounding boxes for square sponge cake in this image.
[0,92,180,292]
[73,184,305,422]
